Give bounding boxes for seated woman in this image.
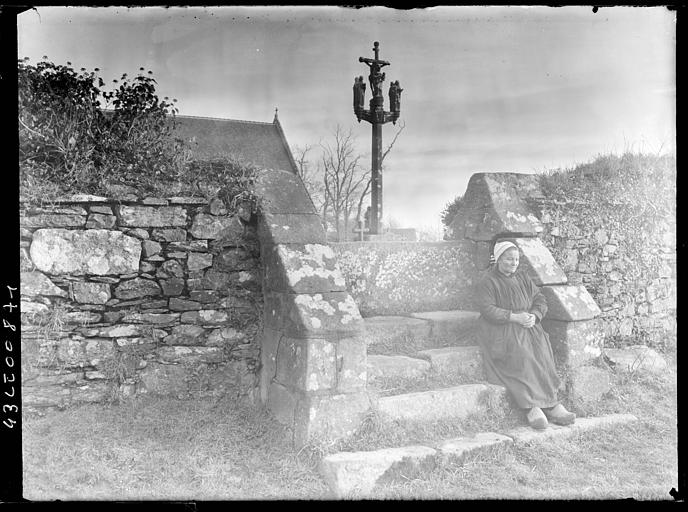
[475,241,576,430]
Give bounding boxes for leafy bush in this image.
[440,194,464,227]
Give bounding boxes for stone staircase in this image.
[317,309,639,497]
[364,310,510,423]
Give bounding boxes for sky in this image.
[17,6,675,232]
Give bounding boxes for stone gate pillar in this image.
[254,169,370,447]
[449,173,610,403]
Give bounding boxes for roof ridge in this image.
[175,113,274,126]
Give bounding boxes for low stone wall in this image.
[532,198,676,344]
[332,241,479,316]
[20,194,262,409]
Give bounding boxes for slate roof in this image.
[173,113,298,174]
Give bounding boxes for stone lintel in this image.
[541,284,601,321]
[262,243,347,294]
[254,168,316,214]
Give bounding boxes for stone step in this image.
[373,383,508,423]
[416,345,484,381]
[364,310,480,355]
[319,413,638,498]
[366,355,431,387]
[410,310,480,345]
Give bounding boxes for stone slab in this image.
[509,237,568,286]
[30,229,141,276]
[411,310,480,344]
[263,243,347,294]
[258,213,326,246]
[21,271,68,297]
[71,281,111,304]
[416,345,484,381]
[254,168,316,214]
[319,445,437,498]
[437,432,513,463]
[21,214,86,228]
[375,383,508,422]
[114,278,162,300]
[189,213,243,241]
[116,205,187,227]
[541,285,601,321]
[366,355,430,385]
[506,414,638,444]
[363,316,432,350]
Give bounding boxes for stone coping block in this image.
[254,168,316,214]
[507,237,568,286]
[375,383,508,423]
[116,205,188,228]
[541,285,601,321]
[416,345,484,381]
[451,173,544,241]
[437,432,513,463]
[263,243,348,294]
[366,355,431,385]
[30,229,141,276]
[506,414,638,444]
[264,291,364,337]
[168,196,208,205]
[258,213,326,246]
[319,445,437,498]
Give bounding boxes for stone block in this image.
[21,213,86,228]
[205,326,246,347]
[363,316,433,351]
[120,312,180,326]
[437,432,513,464]
[411,310,480,345]
[71,281,111,304]
[21,271,68,297]
[604,346,668,375]
[157,260,185,279]
[264,291,363,338]
[181,309,229,325]
[508,237,568,286]
[64,311,102,324]
[168,196,207,205]
[367,355,430,386]
[416,345,484,381]
[161,278,185,296]
[541,284,601,321]
[569,365,611,403]
[114,278,162,300]
[336,337,367,393]
[89,206,113,215]
[275,337,336,392]
[30,229,141,275]
[201,269,232,290]
[116,205,187,227]
[168,251,188,259]
[190,213,244,241]
[169,298,202,311]
[214,247,257,271]
[163,324,206,345]
[267,381,298,426]
[294,391,371,448]
[81,324,166,339]
[138,362,190,397]
[375,383,508,423]
[168,240,208,252]
[542,318,603,368]
[85,214,116,229]
[190,290,222,303]
[258,213,326,246]
[142,240,162,258]
[319,445,437,498]
[187,252,213,271]
[142,197,169,206]
[151,228,188,242]
[263,243,347,294]
[254,168,316,214]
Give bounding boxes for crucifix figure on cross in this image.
[359,41,390,98]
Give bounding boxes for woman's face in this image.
[497,247,520,275]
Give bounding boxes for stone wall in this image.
[20,194,262,410]
[531,198,676,345]
[333,241,479,316]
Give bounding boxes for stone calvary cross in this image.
[353,41,403,235]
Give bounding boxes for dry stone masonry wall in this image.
[20,194,262,410]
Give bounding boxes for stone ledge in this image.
[416,345,484,381]
[366,354,430,385]
[506,413,638,444]
[437,432,513,464]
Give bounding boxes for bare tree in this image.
[320,125,370,241]
[292,144,326,214]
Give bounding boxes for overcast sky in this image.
[18,6,675,232]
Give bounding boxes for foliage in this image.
[440,194,465,227]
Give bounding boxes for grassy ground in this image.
[22,352,677,501]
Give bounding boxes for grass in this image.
[22,349,677,501]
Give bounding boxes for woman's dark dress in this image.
[475,267,560,409]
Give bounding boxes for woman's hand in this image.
[510,312,536,328]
